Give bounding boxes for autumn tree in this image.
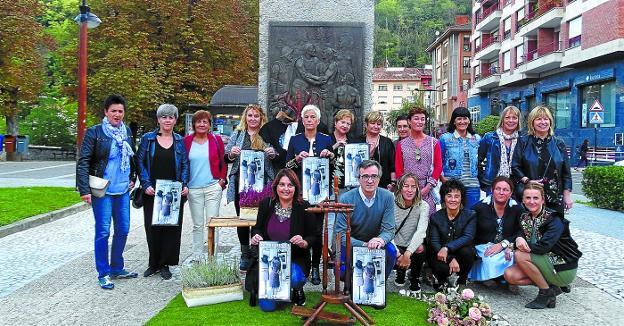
[58,0,258,127]
[0,0,49,158]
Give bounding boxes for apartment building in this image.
[426,15,473,127]
[468,0,624,151]
[372,67,432,118]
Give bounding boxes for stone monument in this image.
[258,0,374,136]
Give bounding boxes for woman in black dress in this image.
[137,104,190,280]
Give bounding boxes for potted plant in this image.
[181,258,243,307]
[238,184,272,220]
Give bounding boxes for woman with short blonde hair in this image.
[361,110,395,189]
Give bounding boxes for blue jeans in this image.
[340,243,398,281]
[259,263,307,312]
[465,186,481,210]
[92,192,131,278]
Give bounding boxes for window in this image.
[378,96,387,104]
[406,96,414,102]
[463,35,471,51]
[442,62,448,80]
[378,84,387,91]
[393,84,403,91]
[462,57,471,74]
[503,51,511,72]
[436,48,441,62]
[393,96,403,104]
[436,67,441,79]
[516,8,525,28]
[407,83,417,91]
[516,44,525,65]
[442,42,449,59]
[475,37,481,51]
[580,81,616,127]
[504,18,512,39]
[545,90,571,129]
[568,16,582,48]
[469,106,481,123]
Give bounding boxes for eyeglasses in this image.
[359,174,379,181]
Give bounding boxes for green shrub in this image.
[181,257,240,288]
[474,115,499,136]
[582,166,624,211]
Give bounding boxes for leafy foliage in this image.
[474,115,499,136]
[582,166,624,211]
[374,0,472,67]
[181,257,240,288]
[384,95,435,136]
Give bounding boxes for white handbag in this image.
[89,175,110,198]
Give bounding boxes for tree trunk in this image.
[5,103,20,161]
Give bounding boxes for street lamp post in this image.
[75,0,101,150]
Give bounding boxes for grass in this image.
[147,292,430,325]
[0,187,81,227]
[574,200,596,207]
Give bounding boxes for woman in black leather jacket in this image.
[428,179,476,290]
[504,183,581,309]
[357,111,395,189]
[136,104,190,280]
[512,105,573,215]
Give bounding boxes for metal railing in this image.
[474,35,500,53]
[476,3,500,25]
[524,40,562,62]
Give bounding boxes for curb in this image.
[0,202,90,239]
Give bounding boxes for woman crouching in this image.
[504,183,582,309]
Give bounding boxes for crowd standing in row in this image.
[77,95,581,312]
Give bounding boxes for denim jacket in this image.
[136,130,190,190]
[76,124,136,196]
[439,131,481,179]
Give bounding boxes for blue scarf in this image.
[102,117,134,172]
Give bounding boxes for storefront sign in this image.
[574,68,615,86]
[541,80,570,93]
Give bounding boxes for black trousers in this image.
[395,245,427,282]
[233,178,250,246]
[429,246,474,284]
[143,194,185,268]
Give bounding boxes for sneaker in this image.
[160,266,172,280]
[98,276,114,290]
[311,267,321,285]
[111,269,138,279]
[143,266,160,277]
[293,288,306,306]
[409,279,421,292]
[394,270,406,287]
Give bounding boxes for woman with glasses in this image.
[358,111,395,190]
[395,107,442,216]
[439,107,482,209]
[393,173,429,296]
[468,176,522,289]
[428,179,476,291]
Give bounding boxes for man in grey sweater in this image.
[335,160,398,283]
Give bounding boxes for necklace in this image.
[275,204,292,222]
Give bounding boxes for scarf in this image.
[496,128,518,177]
[102,117,134,172]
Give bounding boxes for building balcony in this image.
[474,36,501,61]
[516,3,564,37]
[473,68,501,90]
[475,4,502,32]
[519,41,563,73]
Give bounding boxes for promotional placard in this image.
[344,143,369,187]
[152,179,183,226]
[302,157,330,205]
[239,150,265,192]
[352,247,386,306]
[258,241,291,301]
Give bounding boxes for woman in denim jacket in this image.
[137,104,190,280]
[439,107,481,208]
[478,106,521,196]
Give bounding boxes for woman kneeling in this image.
[504,183,582,309]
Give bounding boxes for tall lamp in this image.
[75,0,101,150]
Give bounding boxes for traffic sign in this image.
[589,99,604,112]
[589,111,604,124]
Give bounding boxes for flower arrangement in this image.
[427,288,495,326]
[239,184,272,208]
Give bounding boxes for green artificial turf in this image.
[0,187,81,226]
[147,291,430,325]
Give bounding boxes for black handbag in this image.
[131,186,143,209]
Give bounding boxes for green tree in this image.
[0,0,49,157]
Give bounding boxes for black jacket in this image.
[428,208,477,255]
[520,210,582,272]
[251,197,319,275]
[76,124,137,196]
[136,131,190,190]
[355,135,395,188]
[260,118,329,172]
[472,198,522,245]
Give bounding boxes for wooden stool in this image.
[206,217,256,256]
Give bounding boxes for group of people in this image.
[77,94,581,312]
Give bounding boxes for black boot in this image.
[311,267,321,285]
[525,287,556,309]
[293,288,306,306]
[394,269,406,286]
[240,245,250,271]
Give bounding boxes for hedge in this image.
[475,115,499,136]
[581,166,624,211]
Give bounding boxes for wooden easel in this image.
[291,178,375,325]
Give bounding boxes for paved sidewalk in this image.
[1,194,623,325]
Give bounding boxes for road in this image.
[0,161,76,188]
